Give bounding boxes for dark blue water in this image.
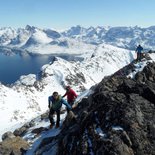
[0,53,52,85]
[0,52,84,85]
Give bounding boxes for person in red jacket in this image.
[62,86,77,112]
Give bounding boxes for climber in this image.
[48,91,72,128]
[135,44,143,61]
[62,86,77,112]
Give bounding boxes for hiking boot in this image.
[55,122,60,128]
[50,124,54,129]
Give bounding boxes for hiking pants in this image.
[49,108,60,125]
[137,52,142,61]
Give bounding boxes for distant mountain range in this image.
[0,25,155,55]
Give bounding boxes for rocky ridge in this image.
[1,57,155,155]
[36,60,155,155]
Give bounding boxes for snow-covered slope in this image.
[79,44,135,82]
[0,44,135,140]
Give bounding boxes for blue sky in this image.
[0,0,155,29]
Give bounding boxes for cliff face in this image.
[37,62,155,155]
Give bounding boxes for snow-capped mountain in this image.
[62,25,155,50]
[0,44,135,140]
[0,25,97,55]
[1,25,155,55]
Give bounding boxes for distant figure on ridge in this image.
[62,86,77,112]
[135,44,143,61]
[48,91,72,128]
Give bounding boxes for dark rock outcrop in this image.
[0,136,29,155]
[36,62,155,155]
[2,131,15,141]
[4,60,155,155]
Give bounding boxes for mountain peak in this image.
[25,25,37,32]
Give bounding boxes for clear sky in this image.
[0,0,155,29]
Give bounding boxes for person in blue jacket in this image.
[48,91,72,128]
[135,44,143,61]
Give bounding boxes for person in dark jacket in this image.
[62,86,77,112]
[48,91,72,128]
[135,44,143,61]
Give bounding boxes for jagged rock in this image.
[61,111,77,130]
[0,136,29,155]
[40,111,49,120]
[135,62,155,83]
[28,120,36,127]
[22,121,35,128]
[145,53,152,60]
[13,126,27,137]
[31,127,48,134]
[111,136,134,155]
[55,62,155,155]
[35,136,58,155]
[2,131,15,141]
[28,62,155,155]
